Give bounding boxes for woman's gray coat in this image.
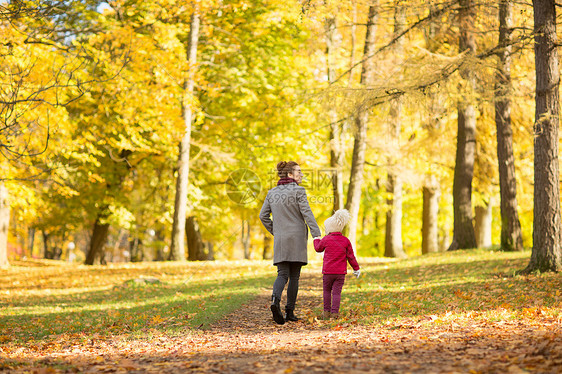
[259,182,321,265]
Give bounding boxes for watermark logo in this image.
[265,168,339,191]
[225,168,262,205]
[226,168,340,206]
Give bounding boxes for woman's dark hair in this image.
[277,161,299,178]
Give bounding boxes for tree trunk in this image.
[384,2,406,259]
[242,220,251,259]
[206,242,215,261]
[130,237,142,262]
[525,0,562,272]
[346,1,378,250]
[348,0,357,85]
[373,209,381,254]
[84,148,131,265]
[362,203,372,236]
[330,117,345,212]
[495,0,524,252]
[42,231,50,259]
[372,178,383,254]
[155,230,166,261]
[474,200,493,248]
[85,215,110,265]
[421,3,445,256]
[170,10,200,261]
[42,231,63,260]
[440,222,450,252]
[424,5,442,52]
[28,227,35,258]
[449,0,477,251]
[422,178,440,254]
[0,182,9,267]
[111,229,127,262]
[385,174,405,258]
[241,220,245,259]
[186,216,205,261]
[263,231,273,260]
[325,16,345,212]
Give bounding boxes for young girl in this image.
[313,209,360,319]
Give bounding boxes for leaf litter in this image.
[2,269,562,373]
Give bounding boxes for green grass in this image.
[2,248,561,346]
[341,248,562,326]
[0,259,274,343]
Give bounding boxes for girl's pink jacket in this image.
[313,232,360,275]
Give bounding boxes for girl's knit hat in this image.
[324,209,351,234]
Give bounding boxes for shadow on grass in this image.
[1,262,265,292]
[342,253,561,321]
[1,273,275,343]
[3,251,562,373]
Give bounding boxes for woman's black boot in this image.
[285,308,299,322]
[271,297,285,325]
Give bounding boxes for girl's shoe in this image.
[322,311,331,320]
[331,312,340,319]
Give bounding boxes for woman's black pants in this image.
[272,261,302,311]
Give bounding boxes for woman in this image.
[259,161,321,324]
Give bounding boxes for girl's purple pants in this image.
[323,274,346,313]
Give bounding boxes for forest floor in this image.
[3,272,562,373]
[2,250,562,373]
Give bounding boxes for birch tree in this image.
[346,1,378,249]
[169,9,200,261]
[384,1,406,259]
[325,15,345,212]
[0,182,9,267]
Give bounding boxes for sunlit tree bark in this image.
[186,216,206,261]
[84,148,132,265]
[85,215,109,265]
[524,0,562,272]
[421,4,443,255]
[474,200,492,248]
[384,1,406,259]
[0,182,9,267]
[449,0,477,251]
[422,177,440,254]
[325,15,345,212]
[346,1,378,250]
[495,0,523,251]
[170,10,200,261]
[242,220,251,260]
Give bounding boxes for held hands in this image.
[353,269,361,279]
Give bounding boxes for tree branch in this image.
[331,0,459,86]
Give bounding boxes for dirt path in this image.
[8,271,562,373]
[176,272,562,374]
